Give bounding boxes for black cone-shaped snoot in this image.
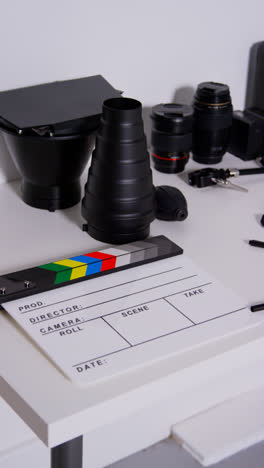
[82,97,155,244]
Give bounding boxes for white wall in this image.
[0,2,264,463]
[0,0,263,184]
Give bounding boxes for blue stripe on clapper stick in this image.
[70,255,102,275]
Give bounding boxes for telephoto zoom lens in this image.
[151,103,193,173]
[192,82,233,164]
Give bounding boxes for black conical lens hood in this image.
[0,75,122,211]
[2,128,94,211]
[82,97,155,244]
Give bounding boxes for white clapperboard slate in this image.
[3,236,263,386]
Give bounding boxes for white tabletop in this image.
[1,153,264,448]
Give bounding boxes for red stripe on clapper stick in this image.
[85,252,117,271]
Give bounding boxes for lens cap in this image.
[151,103,193,133]
[195,82,231,105]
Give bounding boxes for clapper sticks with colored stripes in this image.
[0,236,183,304]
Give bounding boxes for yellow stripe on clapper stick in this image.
[54,259,87,280]
[70,265,87,280]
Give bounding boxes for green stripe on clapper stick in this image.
[39,263,69,272]
[39,262,72,284]
[54,269,72,284]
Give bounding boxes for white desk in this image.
[1,153,264,466]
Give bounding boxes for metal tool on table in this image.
[188,166,264,191]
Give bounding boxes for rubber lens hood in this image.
[2,128,94,211]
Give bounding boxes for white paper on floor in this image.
[172,386,264,466]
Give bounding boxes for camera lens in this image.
[192,82,233,164]
[151,103,193,173]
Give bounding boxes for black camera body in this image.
[229,109,264,160]
[228,42,264,161]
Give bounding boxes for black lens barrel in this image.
[192,82,233,164]
[151,104,193,173]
